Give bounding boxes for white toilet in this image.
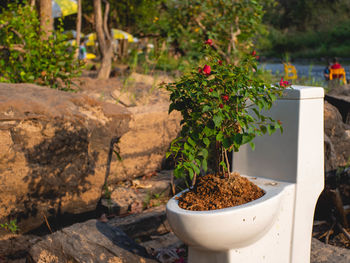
[166,86,324,263]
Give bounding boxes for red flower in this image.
[277,120,282,125]
[198,67,202,73]
[205,39,213,46]
[209,88,213,92]
[251,50,256,56]
[279,77,290,87]
[222,94,229,101]
[219,104,224,108]
[203,65,211,76]
[218,60,223,65]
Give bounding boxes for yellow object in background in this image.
[329,68,346,84]
[86,53,96,60]
[283,63,298,80]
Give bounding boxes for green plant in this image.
[0,219,19,234]
[163,40,288,186]
[0,1,82,90]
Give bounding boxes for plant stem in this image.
[192,173,197,187]
[224,148,231,178]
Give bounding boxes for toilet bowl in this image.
[166,86,324,263]
[167,176,295,263]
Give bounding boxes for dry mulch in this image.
[177,172,264,211]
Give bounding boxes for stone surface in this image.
[109,205,170,239]
[102,170,172,215]
[110,105,181,182]
[28,219,156,263]
[324,101,350,172]
[0,83,131,234]
[0,81,181,235]
[311,237,350,263]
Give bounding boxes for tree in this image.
[94,0,113,79]
[0,1,82,89]
[38,0,53,38]
[75,0,82,58]
[152,0,271,63]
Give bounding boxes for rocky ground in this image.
[1,73,350,262]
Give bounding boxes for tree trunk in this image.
[75,0,82,58]
[39,0,53,39]
[94,0,113,79]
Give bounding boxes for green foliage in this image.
[152,0,271,62]
[0,219,19,234]
[162,42,286,184]
[0,1,82,90]
[261,0,350,59]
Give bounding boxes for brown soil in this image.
[177,172,264,211]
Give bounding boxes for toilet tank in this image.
[232,86,324,183]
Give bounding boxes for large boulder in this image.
[28,219,157,263]
[111,104,181,182]
[324,101,350,172]
[0,83,131,234]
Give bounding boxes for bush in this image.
[0,1,82,90]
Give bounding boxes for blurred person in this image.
[78,38,87,62]
[323,61,331,81]
[331,57,342,69]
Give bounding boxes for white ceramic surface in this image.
[166,86,324,263]
[167,177,289,251]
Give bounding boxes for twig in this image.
[337,222,350,242]
[325,222,335,244]
[329,188,349,228]
[42,213,53,234]
[224,148,231,178]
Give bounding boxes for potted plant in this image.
[163,39,289,211]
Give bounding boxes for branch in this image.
[83,13,95,26]
[102,0,111,40]
[0,22,9,30]
[193,16,227,60]
[0,44,25,53]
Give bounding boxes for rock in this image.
[128,72,173,87]
[324,101,350,171]
[0,234,42,263]
[102,171,172,215]
[109,104,181,182]
[0,83,131,235]
[28,219,156,263]
[311,238,350,263]
[109,205,170,239]
[111,89,136,107]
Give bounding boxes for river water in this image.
[259,62,350,82]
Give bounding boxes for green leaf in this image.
[213,114,223,127]
[222,137,231,148]
[199,148,208,159]
[203,126,214,137]
[250,142,255,151]
[113,150,123,161]
[203,137,210,147]
[190,162,200,175]
[242,133,254,144]
[202,159,208,172]
[188,137,196,147]
[267,124,276,135]
[202,105,210,112]
[216,131,224,142]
